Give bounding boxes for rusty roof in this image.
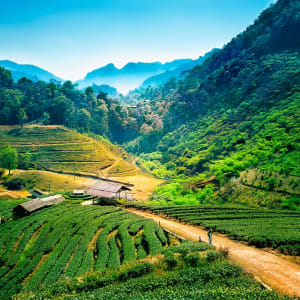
[88,189,116,199]
[87,181,131,199]
[88,181,131,193]
[19,194,65,213]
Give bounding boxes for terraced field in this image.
[0,125,135,177]
[0,125,162,199]
[0,204,171,299]
[132,204,300,255]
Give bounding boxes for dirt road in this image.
[127,208,300,297]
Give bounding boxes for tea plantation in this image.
[132,204,300,255]
[0,203,168,299]
[16,241,282,300]
[0,125,135,177]
[0,201,286,299]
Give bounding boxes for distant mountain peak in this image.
[80,58,207,94]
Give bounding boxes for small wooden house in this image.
[87,181,131,204]
[13,194,65,217]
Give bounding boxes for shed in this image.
[87,181,131,204]
[13,194,65,217]
[73,189,85,195]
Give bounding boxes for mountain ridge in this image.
[142,49,218,87]
[77,58,196,94]
[0,60,63,83]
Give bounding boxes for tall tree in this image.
[0,146,18,175]
[17,108,28,128]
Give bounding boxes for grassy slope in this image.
[0,125,161,199]
[18,257,281,300]
[0,125,134,176]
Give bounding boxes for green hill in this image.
[124,0,300,209]
[0,125,135,177]
[0,125,162,199]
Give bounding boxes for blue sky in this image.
[0,0,276,80]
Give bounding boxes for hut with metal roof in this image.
[87,181,131,204]
[13,194,65,217]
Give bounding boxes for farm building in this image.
[73,189,85,195]
[87,181,131,204]
[13,194,65,217]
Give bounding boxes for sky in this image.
[0,0,276,81]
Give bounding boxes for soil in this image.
[127,208,300,297]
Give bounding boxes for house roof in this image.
[87,181,131,199]
[88,190,116,199]
[89,181,131,193]
[18,194,65,213]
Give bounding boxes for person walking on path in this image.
[208,228,213,245]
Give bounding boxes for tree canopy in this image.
[0,145,18,175]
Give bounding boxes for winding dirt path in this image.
[127,208,300,297]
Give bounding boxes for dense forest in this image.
[0,70,138,143]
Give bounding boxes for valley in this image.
[0,0,299,299]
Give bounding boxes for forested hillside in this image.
[124,0,300,208]
[0,70,137,143]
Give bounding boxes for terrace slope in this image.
[0,125,161,199]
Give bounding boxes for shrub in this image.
[118,262,155,281]
[163,240,214,255]
[4,177,26,190]
[163,253,178,269]
[248,236,268,248]
[206,251,224,262]
[184,253,201,267]
[75,273,115,292]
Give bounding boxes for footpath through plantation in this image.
[127,208,300,297]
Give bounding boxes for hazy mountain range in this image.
[0,50,216,94]
[76,59,195,94]
[141,49,218,87]
[0,60,62,83]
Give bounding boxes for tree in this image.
[49,96,71,124]
[17,108,28,128]
[42,112,50,125]
[0,67,13,87]
[0,146,18,175]
[0,106,11,125]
